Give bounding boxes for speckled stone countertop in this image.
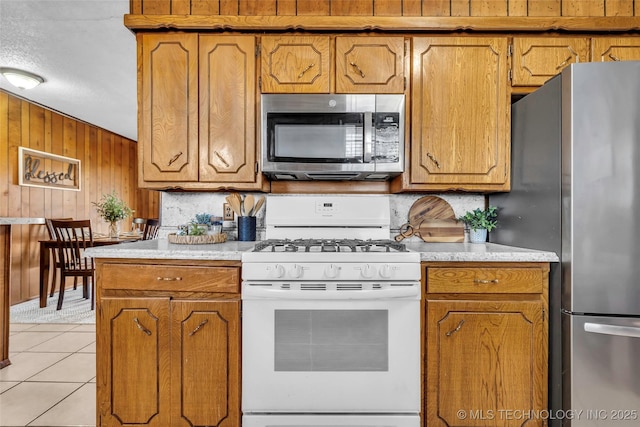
[0,217,46,225]
[404,242,558,262]
[85,239,255,261]
[85,239,558,263]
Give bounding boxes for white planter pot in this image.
[469,228,487,243]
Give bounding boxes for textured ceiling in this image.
[0,0,137,140]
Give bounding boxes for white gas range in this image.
[241,195,421,427]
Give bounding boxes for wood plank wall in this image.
[131,0,638,16]
[0,90,160,304]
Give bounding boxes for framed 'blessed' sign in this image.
[18,147,81,191]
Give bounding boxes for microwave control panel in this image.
[374,113,400,163]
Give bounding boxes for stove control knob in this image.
[289,264,303,279]
[269,264,285,279]
[325,264,340,279]
[360,264,376,279]
[379,264,394,279]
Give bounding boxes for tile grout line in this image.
[23,382,86,427]
[3,323,97,427]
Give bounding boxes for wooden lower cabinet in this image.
[170,300,239,427]
[96,260,241,427]
[424,262,549,427]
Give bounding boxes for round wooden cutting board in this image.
[396,196,465,243]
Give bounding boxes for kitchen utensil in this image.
[233,193,243,215]
[244,194,255,217]
[226,194,242,217]
[395,196,464,243]
[251,196,265,216]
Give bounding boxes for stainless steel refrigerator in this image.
[490,61,640,427]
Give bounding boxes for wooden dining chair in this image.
[44,218,76,299]
[142,218,160,240]
[132,217,147,235]
[50,219,96,311]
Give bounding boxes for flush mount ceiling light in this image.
[0,67,45,90]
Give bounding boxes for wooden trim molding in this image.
[124,15,640,33]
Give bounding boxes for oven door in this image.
[241,284,420,414]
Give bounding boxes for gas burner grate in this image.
[253,238,407,253]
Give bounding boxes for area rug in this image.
[10,287,95,324]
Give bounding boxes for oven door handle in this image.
[243,286,420,300]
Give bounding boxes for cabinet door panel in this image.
[512,37,589,86]
[426,300,547,427]
[411,37,509,189]
[98,297,171,427]
[591,37,640,62]
[336,36,405,93]
[199,36,257,183]
[261,35,330,93]
[140,33,199,182]
[171,300,241,427]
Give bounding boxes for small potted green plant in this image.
[93,191,133,238]
[194,213,211,232]
[458,206,498,243]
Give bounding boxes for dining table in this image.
[39,234,141,308]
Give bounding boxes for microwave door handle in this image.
[363,111,373,163]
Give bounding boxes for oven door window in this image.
[267,113,364,163]
[274,309,388,372]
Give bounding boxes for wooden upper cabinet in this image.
[140,33,199,182]
[335,36,405,93]
[261,35,331,93]
[139,33,263,190]
[409,37,510,191]
[199,35,257,183]
[591,37,640,62]
[511,37,590,86]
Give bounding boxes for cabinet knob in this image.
[298,63,315,79]
[168,151,183,166]
[349,61,366,78]
[133,317,152,336]
[426,152,441,169]
[189,319,209,337]
[445,319,465,337]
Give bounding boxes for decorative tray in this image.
[168,233,227,245]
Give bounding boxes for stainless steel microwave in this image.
[261,94,405,181]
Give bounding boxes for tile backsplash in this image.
[159,192,485,242]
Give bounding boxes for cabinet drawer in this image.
[101,264,240,293]
[427,267,543,294]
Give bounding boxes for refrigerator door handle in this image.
[584,322,640,339]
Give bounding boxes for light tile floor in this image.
[0,323,96,427]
